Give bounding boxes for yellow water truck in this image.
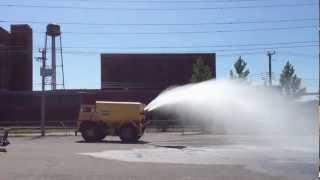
[77,101,148,142]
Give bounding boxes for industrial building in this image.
[101,53,216,91]
[0,24,33,91]
[0,24,216,125]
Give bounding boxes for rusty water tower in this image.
[39,24,65,90]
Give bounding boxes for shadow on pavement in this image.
[0,148,7,153]
[152,145,187,149]
[76,140,149,144]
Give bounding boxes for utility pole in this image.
[41,49,46,136]
[267,51,276,86]
[38,31,49,137]
[39,47,47,137]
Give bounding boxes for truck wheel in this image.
[119,124,139,143]
[137,126,146,139]
[80,122,106,142]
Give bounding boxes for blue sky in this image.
[0,0,318,92]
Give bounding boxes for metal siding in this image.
[101,53,216,90]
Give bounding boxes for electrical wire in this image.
[0,44,316,54]
[0,18,317,26]
[2,0,295,4]
[23,25,316,36]
[4,41,316,52]
[0,2,315,11]
[42,40,317,49]
[47,44,319,54]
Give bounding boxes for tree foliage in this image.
[279,61,306,98]
[230,56,250,81]
[190,57,213,83]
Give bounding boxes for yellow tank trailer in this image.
[77,101,147,142]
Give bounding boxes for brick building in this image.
[0,24,33,91]
[101,53,216,91]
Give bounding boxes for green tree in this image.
[279,61,306,98]
[190,57,213,83]
[230,56,250,81]
[190,57,213,134]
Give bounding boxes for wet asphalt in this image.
[0,132,317,180]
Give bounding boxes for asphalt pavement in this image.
[0,132,317,180]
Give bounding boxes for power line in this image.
[41,40,317,49]
[38,44,318,59]
[35,50,318,59]
[218,51,273,57]
[5,40,316,51]
[44,44,319,54]
[0,3,315,11]
[1,44,316,53]
[278,51,317,58]
[1,0,294,4]
[26,25,316,36]
[0,18,317,26]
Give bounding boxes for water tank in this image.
[46,24,61,36]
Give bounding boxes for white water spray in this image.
[145,79,317,137]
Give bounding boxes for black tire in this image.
[119,124,139,143]
[80,122,106,142]
[137,126,146,139]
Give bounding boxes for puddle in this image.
[78,145,316,178]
